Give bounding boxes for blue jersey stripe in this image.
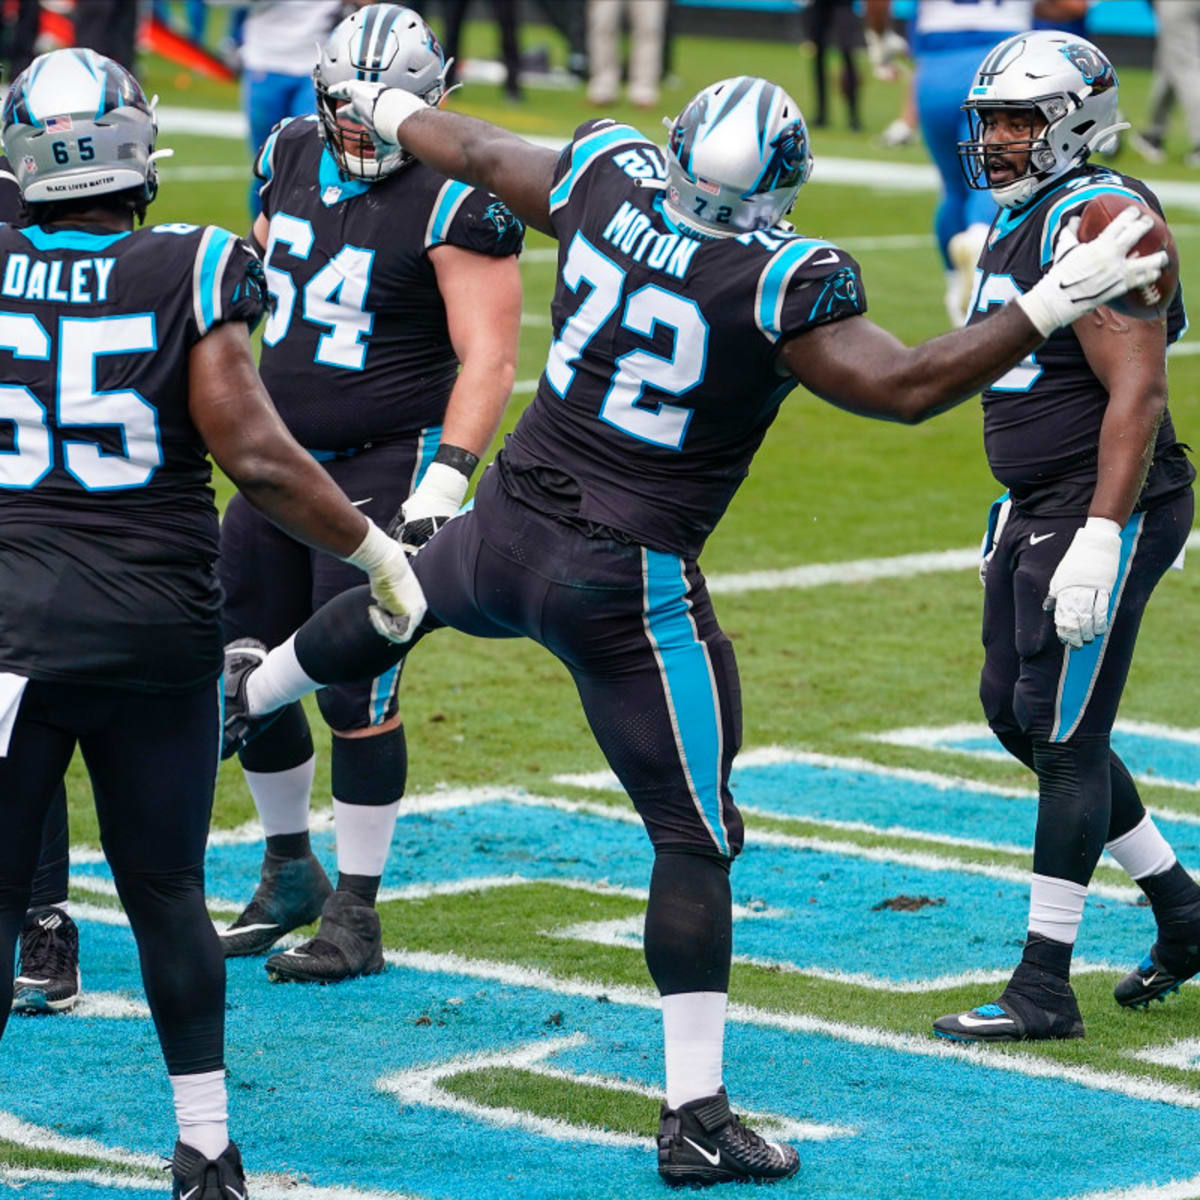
[755,238,833,342]
[1040,184,1146,266]
[198,227,236,333]
[549,125,645,212]
[427,181,472,246]
[644,550,729,856]
[1051,513,1144,743]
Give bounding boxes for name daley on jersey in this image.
[2,254,115,304]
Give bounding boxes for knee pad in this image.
[330,724,407,807]
[238,701,313,774]
[316,664,401,734]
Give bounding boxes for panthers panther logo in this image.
[484,201,522,240]
[1060,43,1116,91]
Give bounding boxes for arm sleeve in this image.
[188,228,270,344]
[432,184,525,257]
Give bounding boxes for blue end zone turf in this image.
[7,916,1200,1200]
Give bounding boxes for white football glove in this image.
[1042,517,1122,649]
[1017,208,1167,337]
[387,461,469,555]
[327,79,426,147]
[865,27,908,80]
[342,520,428,644]
[979,495,1011,587]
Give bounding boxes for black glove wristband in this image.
[433,443,480,479]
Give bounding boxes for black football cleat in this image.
[12,907,81,1014]
[221,638,278,761]
[934,963,1084,1043]
[1115,941,1200,1009]
[170,1139,246,1200]
[218,850,332,958]
[264,890,384,983]
[657,1087,799,1188]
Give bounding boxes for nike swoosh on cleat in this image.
[219,923,280,937]
[224,1187,246,1200]
[956,1012,1015,1028]
[282,949,311,958]
[683,1137,721,1167]
[1029,532,1056,545]
[179,1187,200,1200]
[14,977,50,986]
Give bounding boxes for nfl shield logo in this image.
[22,155,36,175]
[323,184,342,204]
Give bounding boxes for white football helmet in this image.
[315,3,448,180]
[959,31,1124,208]
[664,76,813,237]
[1,47,162,206]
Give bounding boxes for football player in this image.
[926,32,1200,1042]
[0,47,423,1197]
[217,3,522,984]
[223,72,1162,1185]
[0,156,82,1017]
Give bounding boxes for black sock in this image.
[266,831,311,860]
[644,848,732,996]
[336,872,380,905]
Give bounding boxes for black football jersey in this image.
[0,220,266,689]
[500,119,866,559]
[254,116,524,452]
[968,165,1193,513]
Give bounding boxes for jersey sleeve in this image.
[548,118,653,238]
[754,240,867,344]
[1037,177,1149,268]
[425,180,524,257]
[187,226,270,344]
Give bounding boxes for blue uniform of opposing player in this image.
[224,69,1167,1187]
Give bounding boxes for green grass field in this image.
[9,19,1200,1200]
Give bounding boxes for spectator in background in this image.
[586,0,666,109]
[1131,1,1200,168]
[1,0,39,81]
[442,0,521,101]
[807,0,863,131]
[73,0,138,69]
[239,0,341,215]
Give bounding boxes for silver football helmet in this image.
[315,3,448,180]
[959,31,1125,208]
[1,47,162,206]
[664,76,812,237]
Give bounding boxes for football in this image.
[1077,193,1179,319]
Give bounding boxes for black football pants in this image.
[0,679,224,1074]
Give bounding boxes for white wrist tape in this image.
[1014,279,1065,339]
[411,461,469,513]
[342,520,396,573]
[373,87,427,143]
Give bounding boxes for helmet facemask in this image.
[959,99,1065,208]
[313,76,428,180]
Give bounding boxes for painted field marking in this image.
[388,948,1200,1112]
[376,1031,852,1148]
[1127,1038,1200,1071]
[870,721,1200,798]
[1064,1178,1200,1200]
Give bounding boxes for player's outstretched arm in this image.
[189,321,426,640]
[782,206,1166,424]
[331,81,558,237]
